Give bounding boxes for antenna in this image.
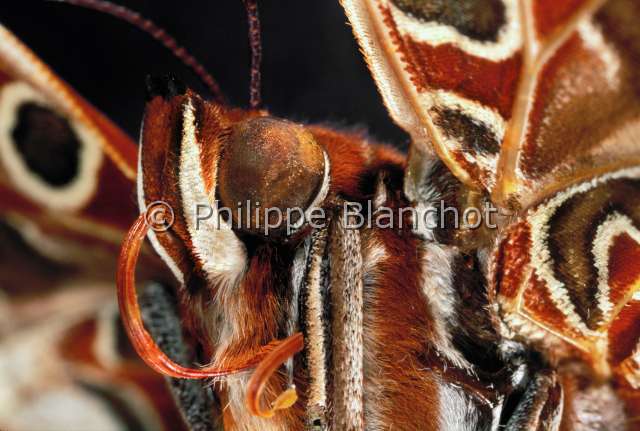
[49,0,227,104]
[243,0,262,109]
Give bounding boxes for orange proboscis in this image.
[246,332,304,418]
[117,213,304,415]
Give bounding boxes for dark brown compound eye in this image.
[218,117,328,237]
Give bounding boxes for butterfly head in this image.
[124,71,406,421]
[140,75,329,242]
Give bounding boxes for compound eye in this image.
[218,117,328,237]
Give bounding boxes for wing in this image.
[0,23,139,265]
[489,166,640,425]
[341,0,640,209]
[0,284,189,431]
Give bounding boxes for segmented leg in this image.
[504,370,563,431]
[140,283,219,431]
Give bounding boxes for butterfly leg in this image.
[138,282,219,431]
[504,369,562,431]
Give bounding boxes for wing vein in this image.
[495,0,608,208]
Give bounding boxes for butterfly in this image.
[1,0,639,430]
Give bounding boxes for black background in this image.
[0,1,408,149]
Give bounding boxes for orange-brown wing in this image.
[341,0,640,209]
[0,23,139,264]
[489,166,640,423]
[0,285,188,431]
[496,0,640,209]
